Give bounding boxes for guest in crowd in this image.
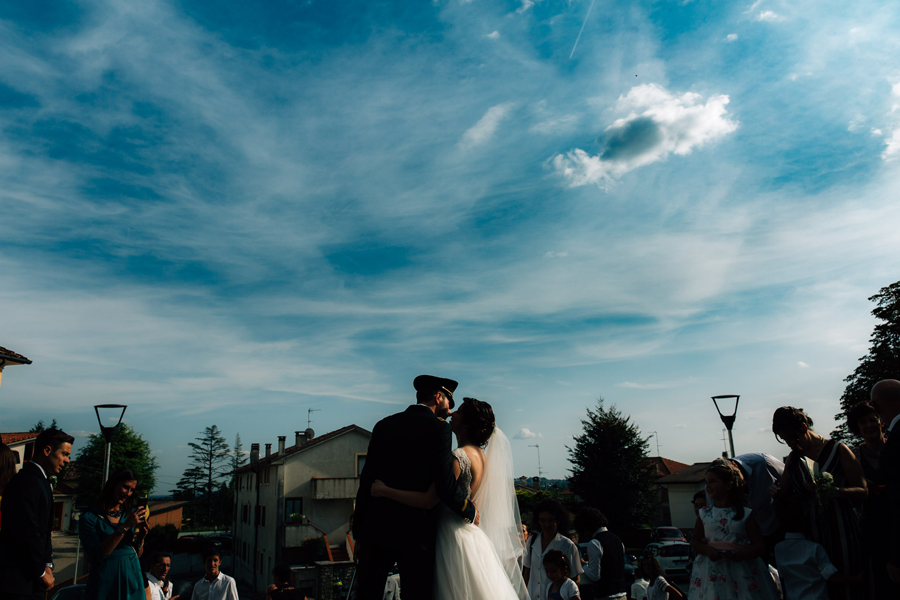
[524,500,583,600]
[146,552,178,600]
[686,491,707,575]
[543,549,581,600]
[266,564,306,600]
[630,560,649,600]
[191,551,238,600]
[847,401,891,598]
[79,467,150,600]
[771,407,866,600]
[641,555,683,600]
[0,428,73,600]
[730,453,785,552]
[870,379,900,592]
[0,442,17,528]
[773,494,861,600]
[573,507,626,600]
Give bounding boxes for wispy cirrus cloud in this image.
[552,84,738,187]
[460,102,515,148]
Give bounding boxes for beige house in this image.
[232,424,371,593]
[1,432,77,532]
[655,462,712,532]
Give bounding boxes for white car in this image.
[644,542,691,579]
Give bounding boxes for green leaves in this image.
[74,424,159,505]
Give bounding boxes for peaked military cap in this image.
[414,374,459,409]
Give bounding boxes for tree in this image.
[186,425,230,524]
[832,281,900,443]
[567,399,657,531]
[230,433,246,482]
[74,425,158,505]
[29,419,58,433]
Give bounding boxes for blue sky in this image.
[2,0,900,493]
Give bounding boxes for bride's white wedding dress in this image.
[434,428,528,600]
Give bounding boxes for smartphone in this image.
[136,497,149,519]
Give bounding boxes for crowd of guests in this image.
[0,428,305,600]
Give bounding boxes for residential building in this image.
[646,456,690,526]
[232,424,371,594]
[0,345,32,389]
[656,462,712,532]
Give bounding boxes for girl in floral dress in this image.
[688,459,779,600]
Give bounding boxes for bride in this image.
[371,397,528,600]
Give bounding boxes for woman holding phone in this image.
[79,467,151,600]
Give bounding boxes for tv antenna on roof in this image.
[529,444,543,479]
[308,408,321,430]
[648,431,661,456]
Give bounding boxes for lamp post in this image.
[94,404,127,484]
[711,395,740,458]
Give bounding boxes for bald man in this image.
[871,379,900,590]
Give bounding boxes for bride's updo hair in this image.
[460,397,495,448]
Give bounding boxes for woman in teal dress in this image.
[79,467,150,600]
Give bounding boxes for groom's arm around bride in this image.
[352,375,476,600]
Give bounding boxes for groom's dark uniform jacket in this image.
[0,461,54,598]
[354,404,475,549]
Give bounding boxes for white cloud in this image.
[553,84,738,187]
[726,34,739,42]
[485,31,500,40]
[756,11,781,22]
[797,361,810,368]
[618,379,692,390]
[460,103,515,148]
[880,82,900,160]
[883,130,900,160]
[872,128,883,136]
[514,428,543,439]
[516,0,535,14]
[545,251,568,258]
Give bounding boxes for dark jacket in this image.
[353,404,476,550]
[593,529,626,598]
[0,461,54,594]
[883,423,900,566]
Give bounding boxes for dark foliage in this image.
[833,281,900,443]
[567,399,657,531]
[74,424,158,506]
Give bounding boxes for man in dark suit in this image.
[353,375,477,600]
[871,379,900,593]
[0,428,74,600]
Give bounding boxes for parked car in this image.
[644,542,691,579]
[653,526,687,543]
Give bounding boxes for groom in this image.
[353,375,477,600]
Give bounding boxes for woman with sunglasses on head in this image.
[770,407,866,600]
[79,467,151,600]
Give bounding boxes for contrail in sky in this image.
[569,0,597,59]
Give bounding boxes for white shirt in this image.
[147,573,173,600]
[890,413,900,433]
[524,532,584,600]
[191,572,239,600]
[646,577,671,600]
[630,578,649,600]
[545,579,580,600]
[582,527,626,599]
[730,453,784,537]
[774,533,837,600]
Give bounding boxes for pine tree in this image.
[832,281,900,442]
[186,425,230,524]
[568,399,657,530]
[231,433,246,480]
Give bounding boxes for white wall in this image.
[667,484,706,530]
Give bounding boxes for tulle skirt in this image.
[435,507,528,600]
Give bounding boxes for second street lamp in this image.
[94,404,127,484]
[711,395,740,459]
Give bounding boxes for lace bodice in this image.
[453,447,473,498]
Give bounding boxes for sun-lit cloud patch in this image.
[544,251,568,258]
[552,84,738,187]
[514,428,543,439]
[485,31,500,39]
[726,33,739,42]
[460,102,515,148]
[881,82,900,161]
[756,11,781,22]
[798,361,810,368]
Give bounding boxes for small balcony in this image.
[312,477,360,500]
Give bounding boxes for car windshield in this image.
[659,529,681,537]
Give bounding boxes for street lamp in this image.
[94,404,127,484]
[711,395,740,458]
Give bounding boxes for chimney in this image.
[250,443,260,464]
[532,476,541,490]
[295,431,305,447]
[277,436,286,455]
[518,476,527,487]
[265,443,272,458]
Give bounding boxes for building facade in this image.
[232,425,371,594]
